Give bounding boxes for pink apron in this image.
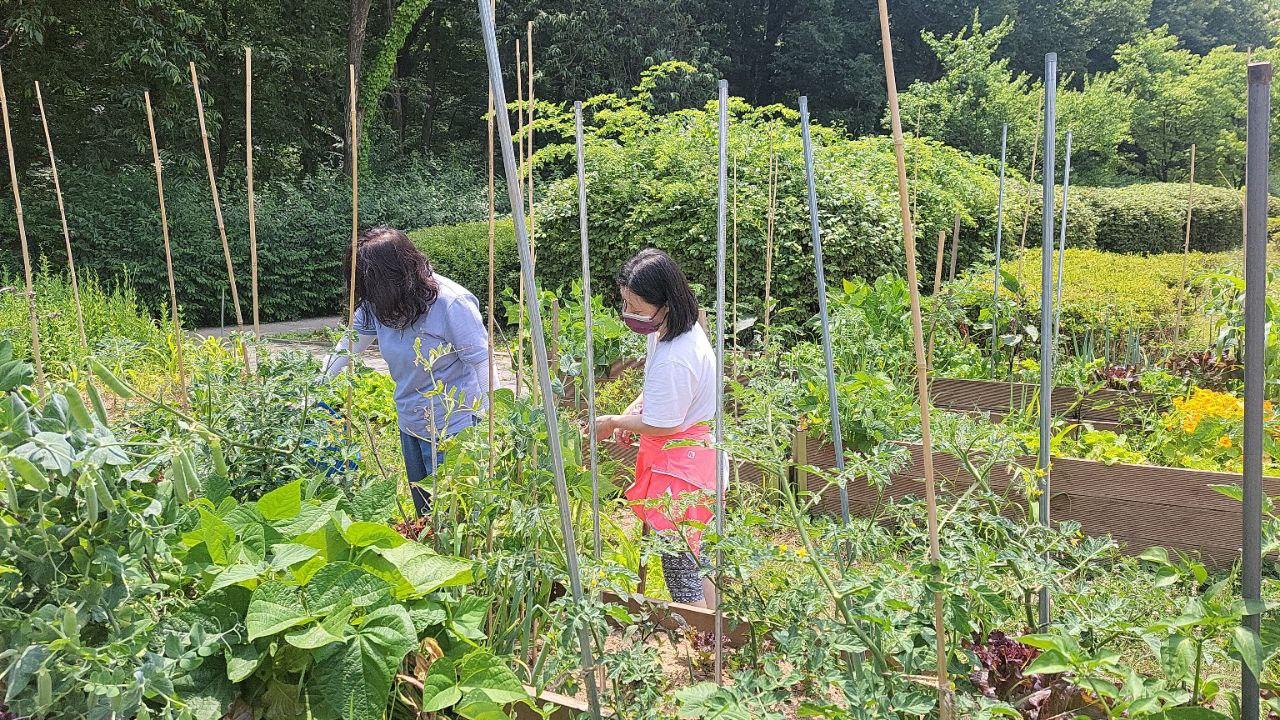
[624,424,717,555]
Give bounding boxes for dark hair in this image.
[616,248,699,341]
[345,225,439,329]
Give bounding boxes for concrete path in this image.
[193,316,518,389]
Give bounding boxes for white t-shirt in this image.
[641,323,717,432]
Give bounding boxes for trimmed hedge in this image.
[0,157,493,326]
[524,97,1009,317]
[1022,182,1278,254]
[409,219,520,303]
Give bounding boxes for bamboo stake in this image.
[713,78,729,684]
[763,127,777,345]
[515,40,525,399]
[1,66,43,385]
[928,229,945,367]
[527,21,536,270]
[143,91,187,405]
[189,62,244,329]
[346,64,359,436]
[732,155,739,354]
[947,212,960,282]
[911,108,921,227]
[1175,144,1197,341]
[875,3,949,715]
[34,81,86,351]
[933,230,946,295]
[486,1,497,480]
[1017,95,1045,289]
[574,101,600,561]
[246,48,260,339]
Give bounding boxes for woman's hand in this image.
[594,414,634,445]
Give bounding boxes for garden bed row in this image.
[930,377,1161,431]
[587,376,1257,564]
[794,433,1276,565]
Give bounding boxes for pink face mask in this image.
[622,310,663,335]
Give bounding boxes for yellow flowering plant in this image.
[1154,388,1280,472]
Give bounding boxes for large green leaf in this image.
[257,479,302,521]
[13,432,75,475]
[343,521,405,549]
[246,581,312,640]
[371,542,473,597]
[675,682,751,719]
[309,604,418,720]
[456,650,528,706]
[285,603,355,650]
[302,561,393,613]
[208,563,266,593]
[1232,625,1266,681]
[270,543,320,571]
[225,643,264,683]
[421,651,528,714]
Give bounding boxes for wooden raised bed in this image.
[600,437,775,489]
[793,432,1280,565]
[929,377,1162,432]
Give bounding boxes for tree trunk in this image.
[345,0,374,175]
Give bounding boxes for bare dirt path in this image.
[193,316,518,389]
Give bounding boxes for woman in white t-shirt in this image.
[593,248,718,609]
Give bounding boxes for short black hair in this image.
[617,248,699,341]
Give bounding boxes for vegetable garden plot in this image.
[794,432,1280,563]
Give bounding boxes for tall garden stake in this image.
[933,230,946,294]
[947,212,960,281]
[346,64,360,437]
[800,96,849,527]
[1037,53,1058,630]
[0,66,43,386]
[34,81,87,351]
[477,3,601,714]
[1053,130,1072,352]
[732,155,739,354]
[763,128,777,345]
[486,11,497,479]
[990,123,1008,378]
[514,40,525,399]
[527,21,536,270]
[144,91,188,406]
[190,62,243,329]
[575,101,602,561]
[1017,95,1044,288]
[246,48,260,339]
[1242,60,1270,720]
[875,4,949,714]
[1175,144,1197,341]
[713,79,729,684]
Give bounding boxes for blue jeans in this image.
[400,430,446,517]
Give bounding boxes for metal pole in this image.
[1053,130,1072,350]
[1242,59,1270,720]
[575,102,602,562]
[990,124,1007,379]
[476,3,601,715]
[800,96,849,525]
[1037,53,1057,630]
[713,78,729,684]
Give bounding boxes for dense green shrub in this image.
[409,218,520,302]
[1,263,167,372]
[522,63,1009,316]
[1,156,493,326]
[1020,182,1276,254]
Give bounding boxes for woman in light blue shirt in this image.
[324,225,490,515]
